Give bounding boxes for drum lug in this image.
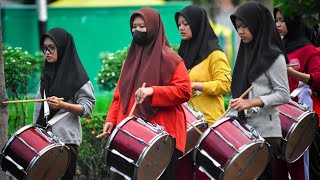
[110,166,132,180]
[136,117,165,133]
[35,127,55,143]
[120,129,149,146]
[198,166,215,180]
[279,111,298,122]
[232,120,254,139]
[5,170,21,180]
[3,155,28,176]
[110,149,137,167]
[212,129,238,152]
[14,135,39,156]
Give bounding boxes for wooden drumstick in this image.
[187,121,203,135]
[2,98,64,104]
[97,83,147,138]
[287,63,299,68]
[129,82,146,116]
[220,85,254,118]
[96,131,108,138]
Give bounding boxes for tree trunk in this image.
[0,5,9,180]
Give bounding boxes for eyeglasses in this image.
[42,45,56,54]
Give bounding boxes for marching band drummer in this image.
[273,6,320,180]
[98,7,192,180]
[175,5,231,127]
[33,28,96,180]
[227,2,290,179]
[173,5,231,179]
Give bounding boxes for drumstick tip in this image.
[96,132,109,138]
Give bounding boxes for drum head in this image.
[283,111,317,163]
[136,134,174,180]
[223,141,269,180]
[26,145,70,180]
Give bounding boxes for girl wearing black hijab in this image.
[228,2,289,179]
[33,28,96,179]
[274,6,320,180]
[175,5,231,126]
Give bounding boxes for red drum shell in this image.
[193,117,269,180]
[1,125,70,180]
[183,103,208,155]
[278,102,318,163]
[105,116,174,180]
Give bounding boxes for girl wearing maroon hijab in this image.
[100,7,192,179]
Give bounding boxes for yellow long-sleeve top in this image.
[188,50,231,126]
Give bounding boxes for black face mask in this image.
[132,31,149,46]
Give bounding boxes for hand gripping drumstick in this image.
[96,82,146,138]
[187,86,254,136]
[220,85,254,118]
[129,82,146,115]
[2,98,64,104]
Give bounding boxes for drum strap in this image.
[290,83,307,98]
[47,111,69,127]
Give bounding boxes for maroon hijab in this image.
[119,7,182,120]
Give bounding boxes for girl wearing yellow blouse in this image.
[175,5,231,125]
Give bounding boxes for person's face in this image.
[43,37,58,63]
[177,15,192,40]
[275,11,288,36]
[235,17,253,44]
[132,16,147,33]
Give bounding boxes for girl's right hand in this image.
[96,122,114,138]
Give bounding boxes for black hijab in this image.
[273,6,311,54]
[175,5,222,70]
[230,2,287,118]
[36,28,89,126]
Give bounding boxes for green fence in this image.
[2,2,236,94]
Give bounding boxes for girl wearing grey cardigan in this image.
[33,28,95,180]
[229,2,290,179]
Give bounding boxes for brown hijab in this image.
[119,7,182,120]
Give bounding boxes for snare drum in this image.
[1,125,70,180]
[277,101,318,163]
[183,102,208,154]
[193,117,269,180]
[105,116,174,180]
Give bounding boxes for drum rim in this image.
[193,116,230,152]
[183,102,204,119]
[186,119,208,132]
[135,133,174,179]
[26,143,70,179]
[222,140,269,179]
[281,111,317,163]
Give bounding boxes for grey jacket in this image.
[33,81,96,146]
[228,54,290,138]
